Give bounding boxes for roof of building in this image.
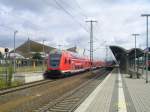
[10,39,56,58]
[0,47,5,54]
[66,46,77,53]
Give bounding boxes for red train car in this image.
[46,50,104,78]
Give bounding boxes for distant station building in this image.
[0,47,5,54]
[9,39,56,59]
[9,53,25,59]
[66,46,86,56]
[66,46,77,53]
[8,38,87,60]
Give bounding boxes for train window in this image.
[69,59,71,64]
[64,58,67,64]
[75,65,77,69]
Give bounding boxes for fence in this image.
[0,59,47,74]
[0,59,47,88]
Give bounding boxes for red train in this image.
[45,50,105,78]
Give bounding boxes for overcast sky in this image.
[0,0,150,60]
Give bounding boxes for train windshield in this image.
[49,53,61,68]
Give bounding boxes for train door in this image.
[71,60,75,71]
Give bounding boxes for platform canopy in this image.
[128,48,144,59]
[109,46,127,61]
[110,45,145,73]
[109,46,128,73]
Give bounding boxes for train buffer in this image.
[74,68,150,112]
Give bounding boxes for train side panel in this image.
[59,52,72,73]
[46,50,105,78]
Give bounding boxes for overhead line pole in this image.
[86,20,97,70]
[132,34,140,72]
[141,14,150,83]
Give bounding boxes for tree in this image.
[32,52,42,60]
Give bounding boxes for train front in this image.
[46,50,63,78]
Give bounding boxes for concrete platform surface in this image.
[75,69,117,112]
[124,74,150,112]
[75,68,150,112]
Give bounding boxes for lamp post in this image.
[43,40,46,71]
[132,34,140,71]
[141,14,150,83]
[13,30,18,73]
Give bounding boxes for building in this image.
[10,39,56,59]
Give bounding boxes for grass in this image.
[0,78,23,89]
[0,63,46,89]
[0,65,6,75]
[0,78,6,89]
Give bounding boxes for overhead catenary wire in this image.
[45,0,89,33]
[73,0,87,18]
[0,0,104,55]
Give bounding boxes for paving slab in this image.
[75,69,117,112]
[123,74,150,112]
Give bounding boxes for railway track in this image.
[35,69,111,112]
[0,68,111,112]
[0,79,54,95]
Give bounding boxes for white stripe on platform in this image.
[118,69,127,112]
[74,72,112,112]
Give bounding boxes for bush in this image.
[32,52,43,60]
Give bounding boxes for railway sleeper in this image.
[55,103,75,107]
[61,98,80,102]
[54,103,72,106]
[50,106,72,110]
[49,108,70,112]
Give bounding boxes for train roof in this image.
[50,49,103,62]
[50,49,89,60]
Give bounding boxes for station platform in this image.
[75,68,150,112]
[13,72,44,83]
[129,68,150,82]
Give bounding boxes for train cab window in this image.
[50,53,61,68]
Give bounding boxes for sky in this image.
[0,0,150,60]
